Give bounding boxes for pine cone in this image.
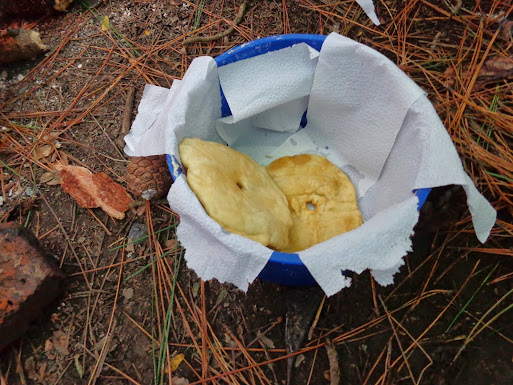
[126,155,172,200]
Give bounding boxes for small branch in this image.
[183,0,248,45]
[325,340,341,385]
[116,86,136,148]
[121,87,136,136]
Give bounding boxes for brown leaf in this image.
[35,144,53,159]
[52,330,69,356]
[123,287,134,300]
[475,56,513,89]
[164,239,177,250]
[44,339,54,354]
[46,177,62,186]
[24,357,37,380]
[38,362,47,382]
[40,171,57,184]
[501,20,513,42]
[56,164,132,219]
[443,66,456,88]
[257,330,275,349]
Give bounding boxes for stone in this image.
[0,223,64,351]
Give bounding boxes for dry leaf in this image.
[46,177,62,186]
[295,354,306,368]
[101,16,110,31]
[192,282,200,298]
[74,354,84,378]
[95,335,118,353]
[44,339,54,355]
[214,289,228,308]
[24,357,37,380]
[171,377,190,385]
[501,20,513,42]
[164,239,177,250]
[36,144,53,159]
[56,164,132,219]
[123,287,134,300]
[257,331,275,349]
[144,29,151,36]
[52,330,70,356]
[40,171,57,184]
[165,353,184,373]
[38,362,47,382]
[475,56,513,89]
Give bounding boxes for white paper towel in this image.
[124,33,496,296]
[217,43,318,123]
[306,34,425,196]
[356,0,381,25]
[125,56,223,158]
[168,176,273,291]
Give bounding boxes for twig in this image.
[325,340,340,385]
[118,86,136,146]
[308,295,326,340]
[183,0,248,45]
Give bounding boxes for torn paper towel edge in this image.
[305,33,426,197]
[298,195,419,297]
[216,95,309,145]
[356,0,381,25]
[124,83,179,156]
[410,97,496,242]
[217,43,318,123]
[168,176,273,291]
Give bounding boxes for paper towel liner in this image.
[124,33,496,296]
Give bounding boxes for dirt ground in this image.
[1,0,513,384]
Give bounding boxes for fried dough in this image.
[179,138,293,250]
[266,154,363,252]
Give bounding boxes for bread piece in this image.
[266,154,363,252]
[179,138,293,250]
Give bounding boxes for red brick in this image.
[0,223,64,351]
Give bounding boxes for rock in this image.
[0,223,64,351]
[0,29,49,65]
[127,222,148,245]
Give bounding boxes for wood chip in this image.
[56,164,133,219]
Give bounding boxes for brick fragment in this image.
[0,223,64,351]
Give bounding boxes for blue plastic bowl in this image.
[168,34,431,286]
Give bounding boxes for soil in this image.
[1,1,513,384]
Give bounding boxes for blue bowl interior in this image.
[169,34,431,286]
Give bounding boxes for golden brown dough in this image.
[179,138,293,250]
[266,154,363,253]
